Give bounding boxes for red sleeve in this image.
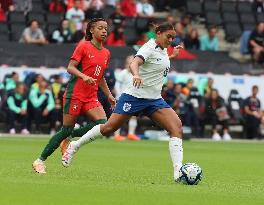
[71,41,86,63]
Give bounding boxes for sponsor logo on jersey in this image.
[123,103,132,112]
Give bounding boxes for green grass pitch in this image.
[0,136,263,205]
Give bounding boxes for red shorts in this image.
[63,97,102,115]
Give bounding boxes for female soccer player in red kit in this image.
[32,18,116,173]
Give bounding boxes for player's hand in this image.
[133,75,143,88]
[43,108,49,116]
[82,75,97,85]
[108,94,116,109]
[20,109,27,115]
[170,44,184,59]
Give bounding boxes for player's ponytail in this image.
[85,18,107,41]
[155,22,175,34]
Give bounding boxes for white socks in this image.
[128,117,137,134]
[73,125,103,148]
[169,137,183,179]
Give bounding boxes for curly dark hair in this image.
[85,18,107,41]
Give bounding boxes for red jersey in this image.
[64,41,110,102]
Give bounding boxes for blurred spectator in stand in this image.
[105,0,117,6]
[244,85,263,139]
[109,3,125,26]
[31,74,45,90]
[51,74,63,126]
[253,0,264,13]
[182,78,194,97]
[51,75,63,99]
[85,0,103,20]
[136,32,148,46]
[184,28,200,50]
[66,0,85,32]
[19,20,46,44]
[120,0,137,17]
[166,14,175,25]
[164,79,176,106]
[66,0,85,10]
[85,0,104,11]
[6,82,29,134]
[28,80,56,134]
[51,19,72,43]
[13,0,32,14]
[171,22,184,47]
[200,25,219,51]
[146,22,156,40]
[203,89,231,141]
[136,0,154,17]
[181,14,192,36]
[171,83,188,122]
[4,72,19,93]
[72,20,88,42]
[106,25,126,46]
[49,0,66,13]
[204,77,214,98]
[0,3,6,22]
[248,22,264,64]
[0,0,14,12]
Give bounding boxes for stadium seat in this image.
[256,13,264,23]
[239,12,256,25]
[221,1,237,13]
[0,23,8,33]
[237,1,253,13]
[204,0,219,12]
[224,22,242,42]
[9,23,25,42]
[46,24,58,35]
[242,23,256,31]
[205,11,222,26]
[239,12,256,30]
[46,13,62,25]
[0,33,9,41]
[186,0,202,16]
[222,12,239,24]
[32,1,45,13]
[124,17,136,28]
[8,12,26,24]
[27,12,46,25]
[124,27,138,45]
[101,5,115,19]
[136,17,149,32]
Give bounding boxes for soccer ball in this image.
[179,163,203,185]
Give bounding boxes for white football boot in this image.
[62,142,79,167]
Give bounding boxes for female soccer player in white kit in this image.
[62,22,184,181]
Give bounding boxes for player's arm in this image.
[67,60,96,85]
[129,56,144,88]
[99,77,116,107]
[99,77,112,97]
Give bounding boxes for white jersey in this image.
[124,39,170,99]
